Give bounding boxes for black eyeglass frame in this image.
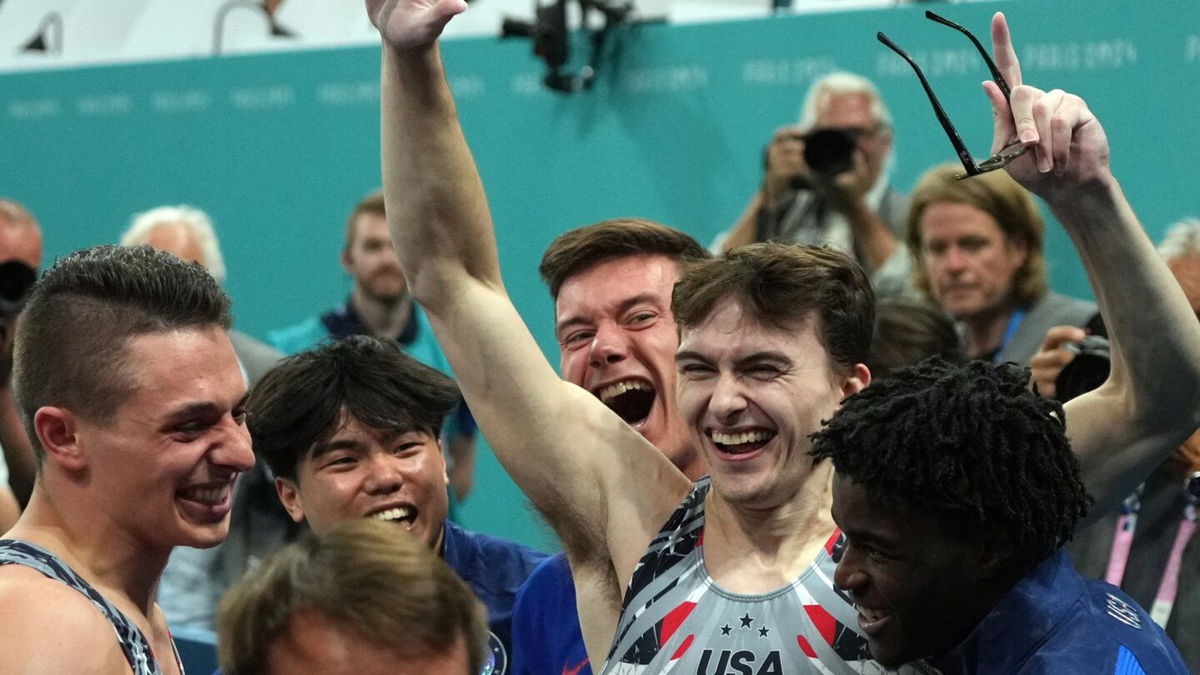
[878,11,1027,180]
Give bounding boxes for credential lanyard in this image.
[991,309,1026,364]
[1105,475,1200,628]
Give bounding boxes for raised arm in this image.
[987,12,1200,518]
[366,0,689,566]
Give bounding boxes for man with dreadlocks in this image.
[815,358,1189,673]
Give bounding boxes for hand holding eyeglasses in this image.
[982,12,1113,201]
[880,12,1114,202]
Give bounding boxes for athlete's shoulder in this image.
[0,572,131,673]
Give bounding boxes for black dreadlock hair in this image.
[811,357,1092,578]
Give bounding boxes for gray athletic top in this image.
[602,479,934,674]
[0,538,175,675]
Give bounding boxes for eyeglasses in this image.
[878,11,1027,180]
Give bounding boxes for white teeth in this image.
[599,380,647,402]
[182,485,229,505]
[710,430,772,445]
[372,507,412,522]
[859,606,888,621]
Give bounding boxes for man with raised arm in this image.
[366,2,1200,669]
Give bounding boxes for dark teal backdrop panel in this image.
[2,0,1197,549]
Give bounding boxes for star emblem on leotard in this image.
[740,613,754,628]
[758,626,770,638]
[720,624,732,636]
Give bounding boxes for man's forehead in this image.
[0,214,43,269]
[118,327,245,412]
[815,91,877,127]
[555,254,679,315]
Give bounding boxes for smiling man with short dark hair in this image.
[246,335,545,674]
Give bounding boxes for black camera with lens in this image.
[0,260,37,318]
[1054,334,1110,403]
[802,128,858,177]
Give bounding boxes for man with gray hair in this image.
[120,205,283,384]
[717,72,911,296]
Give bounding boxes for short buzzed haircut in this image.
[247,335,460,481]
[13,245,231,458]
[673,243,874,372]
[538,218,709,299]
[217,519,489,675]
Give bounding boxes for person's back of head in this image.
[867,299,964,378]
[217,518,489,675]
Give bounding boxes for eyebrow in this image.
[555,293,664,335]
[308,426,423,460]
[160,393,248,428]
[674,350,794,367]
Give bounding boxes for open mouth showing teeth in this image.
[178,485,230,505]
[597,380,655,426]
[710,430,774,455]
[371,507,416,525]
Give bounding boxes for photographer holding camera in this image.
[1031,218,1200,672]
[0,199,42,531]
[716,72,913,296]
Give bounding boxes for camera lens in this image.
[803,128,856,177]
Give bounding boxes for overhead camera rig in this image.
[501,0,634,94]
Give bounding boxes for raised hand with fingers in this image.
[982,12,1111,199]
[366,0,467,50]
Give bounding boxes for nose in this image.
[362,452,404,495]
[709,372,748,423]
[833,541,868,594]
[213,416,255,473]
[588,323,628,368]
[941,246,969,275]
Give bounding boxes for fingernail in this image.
[1020,129,1038,144]
[1038,153,1051,174]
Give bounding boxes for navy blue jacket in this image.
[442,520,548,674]
[931,551,1187,674]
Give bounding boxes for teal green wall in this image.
[2,0,1196,550]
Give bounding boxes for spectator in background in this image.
[906,164,1098,366]
[1032,218,1200,671]
[120,204,291,635]
[247,336,546,674]
[0,246,254,673]
[121,205,283,383]
[269,190,477,502]
[0,199,42,520]
[217,519,488,675]
[716,72,912,298]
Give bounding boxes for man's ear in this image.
[33,407,86,472]
[275,476,307,524]
[840,363,871,400]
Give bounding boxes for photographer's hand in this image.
[1029,325,1085,400]
[811,148,896,272]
